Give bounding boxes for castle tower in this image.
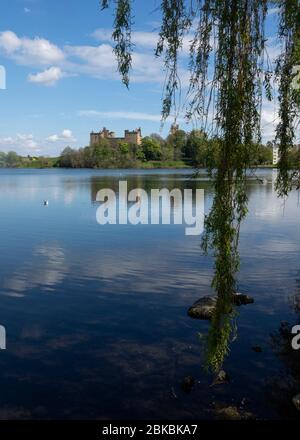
[124,128,142,146]
[90,126,142,147]
[99,127,114,139]
[170,123,179,135]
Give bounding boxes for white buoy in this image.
[43,200,49,206]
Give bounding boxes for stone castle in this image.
[90,127,142,148]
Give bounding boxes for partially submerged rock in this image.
[211,369,230,386]
[292,394,300,411]
[187,296,217,320]
[215,406,242,420]
[214,405,254,420]
[232,293,254,306]
[187,292,254,320]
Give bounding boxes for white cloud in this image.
[92,27,192,55]
[265,37,281,63]
[78,109,184,123]
[268,7,280,16]
[0,31,21,53]
[260,99,279,142]
[0,30,169,85]
[46,129,76,143]
[64,42,166,83]
[64,43,118,78]
[0,28,279,92]
[0,137,14,145]
[0,130,77,154]
[92,28,158,50]
[28,66,66,86]
[79,110,162,122]
[61,129,74,139]
[16,133,39,150]
[0,133,40,152]
[0,30,65,65]
[46,135,59,142]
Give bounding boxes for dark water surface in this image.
[0,168,299,420]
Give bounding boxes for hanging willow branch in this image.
[107,0,133,88]
[100,0,111,9]
[100,0,298,371]
[199,0,268,371]
[275,0,300,196]
[155,1,192,117]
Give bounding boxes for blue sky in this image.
[0,0,281,156]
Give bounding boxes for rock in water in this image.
[214,405,254,420]
[187,296,218,320]
[215,406,242,420]
[292,394,300,411]
[187,293,254,320]
[232,293,254,305]
[212,370,230,386]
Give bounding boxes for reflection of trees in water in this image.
[266,278,300,418]
[89,174,213,203]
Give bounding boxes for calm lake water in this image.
[0,168,299,420]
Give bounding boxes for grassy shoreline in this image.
[1,160,280,170]
[0,160,193,170]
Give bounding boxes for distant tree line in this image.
[1,130,299,169]
[0,152,57,168]
[57,129,292,169]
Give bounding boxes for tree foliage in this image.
[0,151,57,168]
[141,137,162,161]
[50,130,276,170]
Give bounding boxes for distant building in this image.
[273,146,279,165]
[90,127,142,148]
[170,123,179,135]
